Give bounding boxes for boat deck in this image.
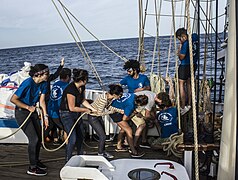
[0,139,214,180]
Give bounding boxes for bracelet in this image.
[44,114,49,118]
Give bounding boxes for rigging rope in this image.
[171,0,182,130]
[56,0,128,62]
[185,0,199,179]
[52,0,105,90]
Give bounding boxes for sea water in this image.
[0,36,224,99]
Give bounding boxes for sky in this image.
[0,0,227,49]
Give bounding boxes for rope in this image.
[185,0,199,179]
[171,0,182,130]
[41,110,86,152]
[55,0,128,63]
[161,133,184,158]
[0,111,32,140]
[51,0,105,91]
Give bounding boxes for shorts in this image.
[178,64,197,80]
[109,113,123,123]
[131,109,146,127]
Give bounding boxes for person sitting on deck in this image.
[151,92,178,148]
[176,28,199,115]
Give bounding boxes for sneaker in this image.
[98,151,114,159]
[139,142,151,148]
[27,166,47,176]
[37,161,47,170]
[130,151,145,158]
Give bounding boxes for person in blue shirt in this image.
[120,60,150,93]
[120,60,151,148]
[176,28,199,115]
[10,64,50,176]
[45,68,71,144]
[151,92,178,147]
[110,89,145,158]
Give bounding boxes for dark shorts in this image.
[178,64,197,80]
[109,113,123,123]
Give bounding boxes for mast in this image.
[217,0,237,179]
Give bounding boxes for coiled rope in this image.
[161,132,184,158]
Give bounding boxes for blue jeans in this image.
[15,108,41,167]
[60,111,84,162]
[88,115,106,154]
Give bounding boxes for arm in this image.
[39,94,49,128]
[67,94,91,113]
[82,99,97,112]
[134,86,150,92]
[10,94,35,112]
[48,58,64,82]
[107,105,124,114]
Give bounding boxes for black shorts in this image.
[109,113,123,123]
[178,64,197,80]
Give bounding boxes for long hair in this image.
[72,69,88,82]
[29,64,49,77]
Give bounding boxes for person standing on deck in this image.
[120,60,152,147]
[59,69,96,162]
[89,84,126,159]
[10,64,50,176]
[176,28,199,115]
[44,58,64,142]
[45,68,71,145]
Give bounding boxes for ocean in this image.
[0,35,224,97]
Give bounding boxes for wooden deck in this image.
[0,139,215,180]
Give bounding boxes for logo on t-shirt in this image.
[50,85,63,101]
[138,82,143,88]
[158,112,173,126]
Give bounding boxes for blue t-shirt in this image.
[120,74,150,93]
[180,33,199,65]
[14,77,48,106]
[111,93,135,117]
[47,80,69,118]
[156,107,178,138]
